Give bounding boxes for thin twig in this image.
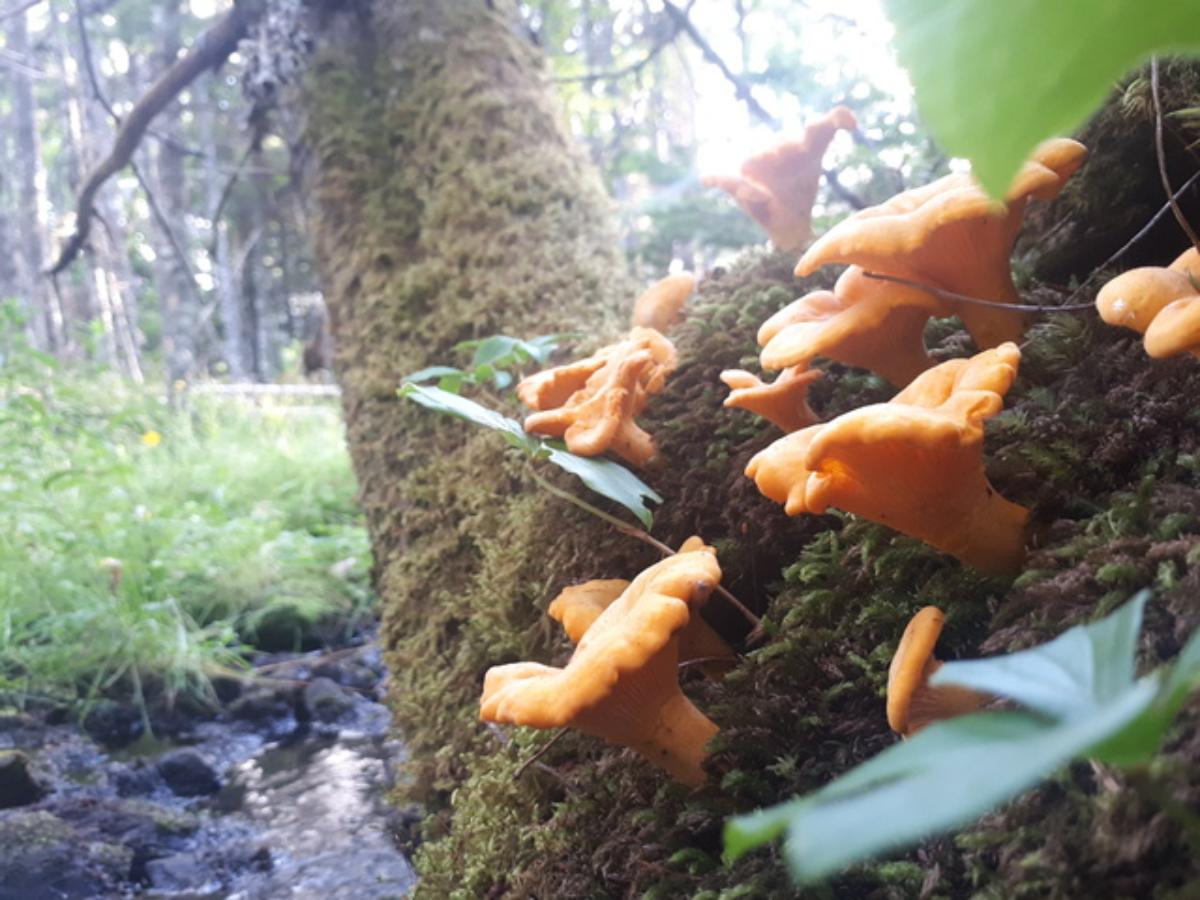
[553,21,680,84]
[208,137,260,257]
[0,0,43,21]
[823,168,867,210]
[527,469,760,627]
[514,727,569,779]
[862,271,1095,312]
[1150,57,1200,253]
[1059,168,1200,305]
[663,0,780,131]
[678,655,738,672]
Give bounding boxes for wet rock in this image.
[146,852,220,893]
[0,750,47,809]
[314,659,378,692]
[0,810,133,900]
[303,677,355,724]
[250,602,324,652]
[82,700,144,747]
[157,749,221,797]
[227,685,295,723]
[111,759,161,797]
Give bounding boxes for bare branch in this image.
[822,168,866,209]
[0,0,43,22]
[46,0,265,275]
[662,0,780,130]
[1150,57,1200,253]
[208,136,262,256]
[553,19,680,84]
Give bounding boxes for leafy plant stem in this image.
[1150,56,1200,253]
[526,468,760,628]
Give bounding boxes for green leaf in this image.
[726,684,1158,883]
[403,366,467,393]
[399,384,661,527]
[543,443,662,529]
[883,0,1200,196]
[399,383,539,452]
[932,591,1149,718]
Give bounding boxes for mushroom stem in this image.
[942,488,1030,575]
[627,689,720,786]
[906,659,989,735]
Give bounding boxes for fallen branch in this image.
[46,0,264,275]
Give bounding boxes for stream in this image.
[0,640,418,899]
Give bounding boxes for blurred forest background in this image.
[0,0,939,387]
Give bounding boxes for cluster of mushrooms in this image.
[479,107,1199,785]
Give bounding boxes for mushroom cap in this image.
[1144,296,1200,359]
[1095,267,1196,335]
[703,106,858,252]
[547,579,630,643]
[520,327,678,466]
[480,545,721,740]
[758,266,943,386]
[795,138,1086,348]
[631,273,697,332]
[1170,246,1200,281]
[745,344,1028,572]
[887,606,945,734]
[720,365,823,432]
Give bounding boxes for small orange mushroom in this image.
[480,543,723,785]
[745,343,1029,573]
[631,273,697,332]
[719,365,823,432]
[703,106,858,252]
[757,266,944,387]
[518,327,678,466]
[796,138,1088,348]
[887,606,987,737]
[1095,258,1200,360]
[547,538,737,678]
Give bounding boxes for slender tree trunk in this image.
[152,1,198,386]
[202,77,245,379]
[9,9,60,350]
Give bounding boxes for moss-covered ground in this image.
[388,242,1200,899]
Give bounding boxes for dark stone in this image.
[0,750,46,809]
[212,674,244,704]
[111,760,160,797]
[250,602,323,652]
[302,677,354,724]
[227,685,296,723]
[0,810,133,900]
[313,659,378,692]
[157,749,221,797]
[82,700,144,748]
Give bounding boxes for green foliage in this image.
[724,592,1200,883]
[398,383,662,528]
[884,0,1200,195]
[407,334,574,391]
[0,334,370,708]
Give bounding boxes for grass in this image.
[0,324,372,711]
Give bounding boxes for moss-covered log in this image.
[301,14,1200,896]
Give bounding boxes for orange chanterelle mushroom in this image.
[547,537,736,677]
[745,343,1028,574]
[719,365,823,433]
[631,273,697,333]
[519,326,677,466]
[1095,246,1200,360]
[795,138,1087,348]
[888,607,987,737]
[703,106,858,252]
[757,265,943,388]
[481,540,722,785]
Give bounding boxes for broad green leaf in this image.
[932,591,1149,718]
[1090,626,1200,766]
[404,365,463,383]
[399,384,661,527]
[544,443,662,529]
[468,335,525,368]
[727,681,1159,883]
[883,0,1200,196]
[399,383,539,452]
